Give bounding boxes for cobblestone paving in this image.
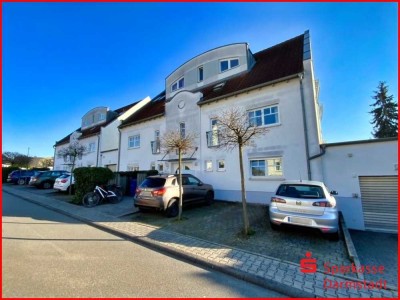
[121,201,355,278]
[4,186,398,298]
[350,230,398,286]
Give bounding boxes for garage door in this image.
[359,176,398,233]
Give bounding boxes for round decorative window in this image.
[178,100,185,109]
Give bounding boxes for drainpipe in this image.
[309,144,326,160]
[299,73,312,180]
[96,134,100,167]
[117,127,122,172]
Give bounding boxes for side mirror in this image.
[330,191,338,196]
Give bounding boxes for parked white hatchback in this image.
[269,180,339,240]
[53,174,75,193]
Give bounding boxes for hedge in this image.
[2,167,20,183]
[73,167,114,205]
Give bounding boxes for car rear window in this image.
[277,184,325,199]
[140,178,166,188]
[58,174,70,179]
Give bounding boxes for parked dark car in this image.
[7,170,38,185]
[30,170,69,189]
[134,174,214,217]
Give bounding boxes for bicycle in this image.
[82,184,123,207]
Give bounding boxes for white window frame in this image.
[171,77,184,92]
[217,159,225,172]
[248,104,280,127]
[220,58,239,73]
[198,66,204,82]
[249,157,283,178]
[128,135,140,149]
[205,160,213,172]
[88,142,96,153]
[99,113,106,121]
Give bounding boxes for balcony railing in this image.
[206,130,220,148]
[151,140,161,154]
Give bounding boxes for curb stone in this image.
[3,186,398,298]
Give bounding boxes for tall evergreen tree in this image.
[370,81,398,138]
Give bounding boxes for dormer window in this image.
[220,58,239,73]
[98,113,106,121]
[171,77,184,92]
[198,66,204,82]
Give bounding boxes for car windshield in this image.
[277,184,325,199]
[58,174,70,179]
[140,178,166,188]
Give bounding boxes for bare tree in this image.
[211,107,268,235]
[160,130,197,220]
[2,151,32,167]
[39,158,54,168]
[57,142,86,195]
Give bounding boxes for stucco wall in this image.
[119,117,165,171]
[321,139,398,230]
[198,79,311,204]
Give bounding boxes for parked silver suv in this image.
[134,174,214,217]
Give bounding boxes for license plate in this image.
[142,191,152,197]
[287,217,312,226]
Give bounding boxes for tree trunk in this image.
[69,155,76,196]
[178,149,183,220]
[238,144,250,235]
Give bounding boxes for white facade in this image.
[320,138,398,230]
[53,31,398,231]
[99,97,151,170]
[119,116,166,172]
[54,97,150,171]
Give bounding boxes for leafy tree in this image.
[211,107,268,235]
[370,81,398,138]
[160,130,197,220]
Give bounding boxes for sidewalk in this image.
[3,185,398,298]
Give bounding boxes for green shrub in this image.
[2,167,20,183]
[73,167,114,204]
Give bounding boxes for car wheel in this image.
[166,200,179,218]
[17,178,25,185]
[270,221,280,231]
[205,191,214,206]
[42,181,52,189]
[67,185,74,194]
[138,207,150,213]
[326,231,339,241]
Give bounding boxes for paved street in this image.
[2,191,285,298]
[2,184,398,298]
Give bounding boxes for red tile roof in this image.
[198,34,304,104]
[119,96,165,128]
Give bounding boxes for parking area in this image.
[6,184,398,286]
[121,200,355,278]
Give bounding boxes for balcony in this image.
[206,130,220,148]
[151,140,161,154]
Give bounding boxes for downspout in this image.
[309,144,326,160]
[117,127,122,172]
[96,134,100,167]
[299,73,312,180]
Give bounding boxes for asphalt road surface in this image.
[2,192,286,298]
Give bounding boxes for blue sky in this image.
[2,2,398,157]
